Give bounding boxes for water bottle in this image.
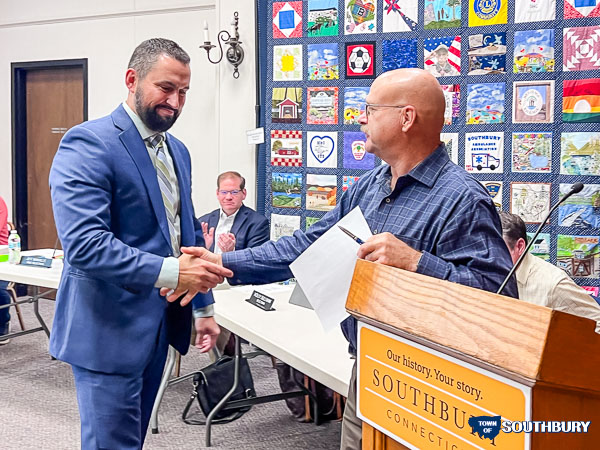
[8,230,21,264]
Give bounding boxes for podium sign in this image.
[357,323,532,450]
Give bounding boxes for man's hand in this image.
[217,233,236,253]
[357,232,422,272]
[181,245,222,266]
[194,317,220,352]
[201,222,215,250]
[160,247,232,305]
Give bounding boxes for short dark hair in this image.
[128,38,190,80]
[217,171,246,190]
[499,211,527,247]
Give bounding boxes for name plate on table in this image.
[357,322,532,450]
[246,290,275,311]
[19,255,53,268]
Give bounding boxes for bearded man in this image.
[49,38,231,449]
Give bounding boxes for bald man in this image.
[167,69,517,449]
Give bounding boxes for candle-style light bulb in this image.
[203,20,210,42]
[230,16,236,36]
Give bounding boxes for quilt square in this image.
[565,0,600,18]
[559,184,600,229]
[272,173,302,208]
[424,36,461,77]
[307,87,339,124]
[307,131,338,168]
[510,182,551,224]
[563,26,600,72]
[515,0,556,22]
[468,33,506,75]
[343,132,375,169]
[306,174,337,211]
[346,42,376,79]
[307,0,339,36]
[512,80,554,123]
[562,78,600,123]
[273,45,303,81]
[557,235,600,278]
[308,43,339,80]
[382,0,418,32]
[441,85,461,125]
[466,83,505,124]
[344,87,369,124]
[561,132,600,175]
[512,132,552,172]
[382,40,417,73]
[424,0,462,29]
[514,29,555,73]
[273,2,303,38]
[469,0,507,27]
[465,132,504,173]
[271,130,302,167]
[271,88,302,124]
[344,0,377,34]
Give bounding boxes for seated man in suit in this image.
[198,171,269,254]
[195,171,269,355]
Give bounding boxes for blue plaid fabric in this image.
[223,144,518,353]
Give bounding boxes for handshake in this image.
[159,246,231,306]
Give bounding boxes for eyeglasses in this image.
[218,190,242,196]
[364,104,410,118]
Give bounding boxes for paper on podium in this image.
[290,207,372,331]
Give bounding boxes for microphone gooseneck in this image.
[496,183,584,296]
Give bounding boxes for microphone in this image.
[496,182,584,296]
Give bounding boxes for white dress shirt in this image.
[122,102,180,290]
[214,209,239,255]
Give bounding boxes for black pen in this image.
[338,225,365,245]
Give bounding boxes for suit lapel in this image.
[208,210,220,252]
[113,107,172,251]
[230,205,248,237]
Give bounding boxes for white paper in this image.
[246,127,265,145]
[290,207,372,331]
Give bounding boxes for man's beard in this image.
[135,89,180,132]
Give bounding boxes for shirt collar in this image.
[122,101,165,142]
[377,143,450,192]
[220,208,240,222]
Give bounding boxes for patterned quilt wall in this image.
[257,0,600,289]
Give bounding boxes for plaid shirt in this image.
[223,145,518,353]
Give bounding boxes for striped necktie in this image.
[146,134,179,254]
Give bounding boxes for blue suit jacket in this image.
[49,105,211,374]
[197,204,269,252]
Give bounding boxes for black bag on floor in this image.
[182,355,256,425]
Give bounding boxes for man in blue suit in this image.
[198,171,269,254]
[49,38,232,449]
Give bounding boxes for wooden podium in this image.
[346,259,600,450]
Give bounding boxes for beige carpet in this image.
[0,298,341,449]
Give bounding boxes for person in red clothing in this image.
[0,196,8,245]
[0,195,11,344]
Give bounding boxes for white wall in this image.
[0,0,258,221]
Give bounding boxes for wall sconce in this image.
[200,11,244,79]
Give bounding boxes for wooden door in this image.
[25,67,84,250]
